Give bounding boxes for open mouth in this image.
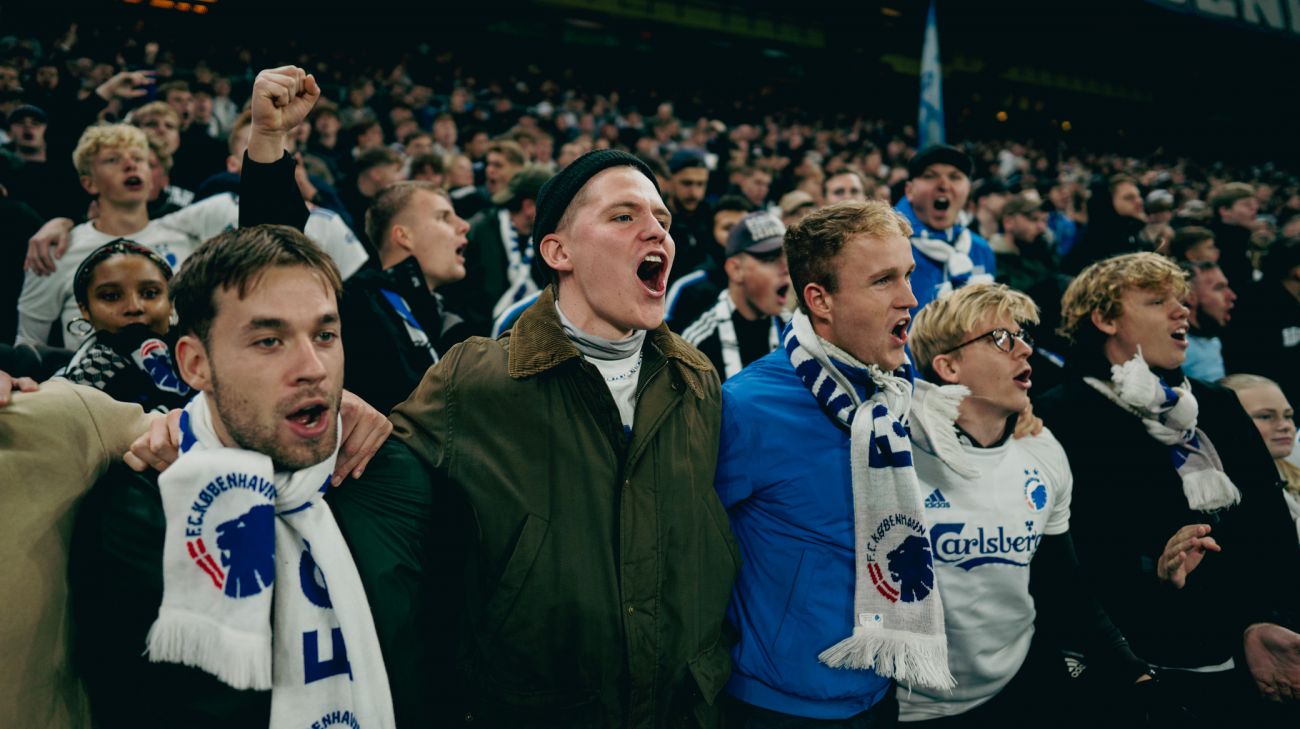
[933,197,951,212]
[890,317,910,343]
[1013,368,1033,388]
[775,283,790,301]
[124,175,144,191]
[454,240,468,259]
[637,253,667,296]
[1171,327,1188,342]
[286,402,330,437]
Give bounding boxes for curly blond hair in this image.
[910,283,1040,382]
[1058,252,1189,342]
[71,123,149,177]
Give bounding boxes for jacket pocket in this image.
[667,640,732,728]
[772,550,819,660]
[480,513,549,640]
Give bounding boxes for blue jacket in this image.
[715,349,892,719]
[896,198,996,314]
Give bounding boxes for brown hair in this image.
[364,181,449,249]
[783,200,912,314]
[170,225,343,343]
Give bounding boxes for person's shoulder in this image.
[722,350,796,406]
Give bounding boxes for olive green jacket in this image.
[390,286,740,728]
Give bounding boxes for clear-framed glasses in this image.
[941,327,1034,355]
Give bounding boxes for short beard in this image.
[209,364,338,472]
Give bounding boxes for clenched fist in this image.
[247,66,321,163]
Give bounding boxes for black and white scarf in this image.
[784,311,955,690]
[681,289,785,379]
[147,393,395,727]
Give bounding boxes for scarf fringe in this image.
[913,382,980,480]
[818,626,956,690]
[1182,469,1242,511]
[146,607,272,690]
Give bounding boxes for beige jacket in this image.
[0,380,151,729]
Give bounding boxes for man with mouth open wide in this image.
[679,209,793,382]
[895,145,995,314]
[713,200,934,726]
[1036,252,1300,725]
[902,282,1155,726]
[238,66,740,727]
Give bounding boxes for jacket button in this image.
[464,713,474,723]
[626,605,635,615]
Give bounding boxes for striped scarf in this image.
[784,311,955,690]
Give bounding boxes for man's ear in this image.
[538,232,573,273]
[225,154,241,175]
[931,353,962,385]
[389,223,414,255]
[804,282,832,323]
[1090,309,1119,336]
[903,179,914,200]
[723,255,744,283]
[175,334,213,391]
[79,175,98,196]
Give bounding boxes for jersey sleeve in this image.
[305,209,369,280]
[16,262,70,347]
[1036,429,1072,536]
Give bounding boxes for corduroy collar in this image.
[506,286,713,397]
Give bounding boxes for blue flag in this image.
[918,0,945,149]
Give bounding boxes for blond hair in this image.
[784,200,913,315]
[910,283,1040,381]
[1058,252,1189,342]
[1220,374,1300,494]
[72,123,149,177]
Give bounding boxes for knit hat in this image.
[533,149,658,246]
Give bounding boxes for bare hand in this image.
[1012,404,1044,439]
[24,217,76,275]
[124,409,182,473]
[333,390,392,486]
[0,370,39,407]
[250,66,321,137]
[1156,524,1221,589]
[95,70,154,102]
[1244,623,1300,702]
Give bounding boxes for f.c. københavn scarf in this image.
[1084,349,1241,512]
[147,392,395,728]
[784,311,956,690]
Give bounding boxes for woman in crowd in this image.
[1222,373,1300,544]
[58,238,191,413]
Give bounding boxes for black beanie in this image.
[533,149,659,247]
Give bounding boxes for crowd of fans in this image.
[2,17,1299,729]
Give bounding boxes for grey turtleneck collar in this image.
[555,301,646,361]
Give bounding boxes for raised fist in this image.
[250,65,321,137]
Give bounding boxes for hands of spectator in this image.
[294,153,319,207]
[0,369,39,407]
[125,408,182,473]
[248,66,320,163]
[24,217,76,275]
[95,70,154,102]
[1156,523,1220,588]
[1244,623,1300,702]
[334,390,393,486]
[1012,404,1044,439]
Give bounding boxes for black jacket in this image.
[342,257,471,413]
[1037,371,1300,669]
[69,442,438,727]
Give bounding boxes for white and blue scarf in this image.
[784,311,955,690]
[1084,350,1241,512]
[897,197,992,297]
[147,393,396,728]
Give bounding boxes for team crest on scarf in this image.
[866,513,936,603]
[180,448,280,597]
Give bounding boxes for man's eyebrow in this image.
[244,318,286,331]
[603,200,673,219]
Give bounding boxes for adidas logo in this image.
[924,489,951,509]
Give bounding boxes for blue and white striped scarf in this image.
[784,311,955,690]
[897,197,991,297]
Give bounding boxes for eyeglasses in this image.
[941,327,1034,355]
